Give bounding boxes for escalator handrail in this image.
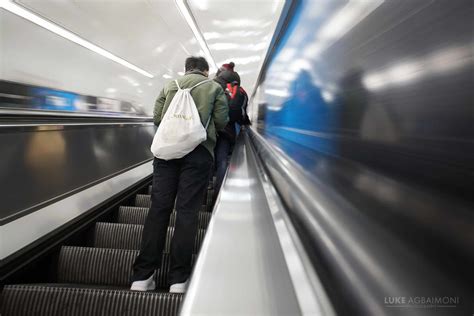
[247,127,471,316]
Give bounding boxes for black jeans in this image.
[132,145,213,284]
[213,135,232,200]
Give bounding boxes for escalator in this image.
[2,182,214,316]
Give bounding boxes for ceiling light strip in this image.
[175,0,218,72]
[0,0,154,78]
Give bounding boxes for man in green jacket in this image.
[131,57,229,293]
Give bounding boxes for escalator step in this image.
[135,194,152,208]
[169,211,211,229]
[117,206,149,225]
[1,284,182,316]
[94,223,206,253]
[57,246,137,286]
[206,194,213,207]
[134,194,209,212]
[93,223,143,250]
[117,206,211,228]
[207,189,214,199]
[57,247,194,287]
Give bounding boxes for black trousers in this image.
[132,145,213,284]
[213,135,232,201]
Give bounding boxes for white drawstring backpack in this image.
[150,79,212,160]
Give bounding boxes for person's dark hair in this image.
[217,69,240,85]
[185,56,209,72]
[216,61,240,85]
[216,62,235,76]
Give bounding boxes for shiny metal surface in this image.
[0,80,151,118]
[0,122,154,128]
[181,133,303,315]
[249,2,474,312]
[253,0,474,198]
[0,109,153,119]
[0,161,152,260]
[0,123,155,223]
[249,128,473,316]
[248,130,335,316]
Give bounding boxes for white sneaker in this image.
[130,273,156,291]
[169,280,188,293]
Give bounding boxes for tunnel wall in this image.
[254,0,474,199]
[0,123,155,225]
[251,1,474,314]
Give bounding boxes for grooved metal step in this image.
[94,223,206,253]
[205,192,213,207]
[135,194,210,212]
[93,223,143,250]
[117,206,211,228]
[2,183,210,314]
[135,194,152,208]
[1,285,183,316]
[57,246,138,286]
[117,206,149,225]
[57,246,191,287]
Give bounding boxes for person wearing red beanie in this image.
[213,62,250,201]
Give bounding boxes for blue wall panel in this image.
[256,0,474,197]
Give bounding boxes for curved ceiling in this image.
[1,0,284,115]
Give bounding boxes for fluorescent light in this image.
[162,74,172,79]
[209,42,267,51]
[278,48,297,62]
[429,46,471,73]
[265,88,289,98]
[236,70,254,76]
[289,59,312,72]
[363,45,472,92]
[226,178,256,187]
[203,32,221,40]
[321,90,334,103]
[203,30,264,40]
[189,0,209,11]
[175,0,217,72]
[268,104,284,111]
[219,55,261,65]
[154,44,167,53]
[120,75,140,86]
[212,19,272,29]
[304,0,384,61]
[387,61,423,84]
[208,43,239,50]
[0,0,154,78]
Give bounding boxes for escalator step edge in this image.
[57,246,196,287]
[117,206,211,229]
[1,285,183,316]
[94,223,205,253]
[134,195,211,213]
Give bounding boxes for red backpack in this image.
[226,83,250,125]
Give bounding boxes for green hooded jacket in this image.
[153,70,229,158]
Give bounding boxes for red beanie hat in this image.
[221,62,235,71]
